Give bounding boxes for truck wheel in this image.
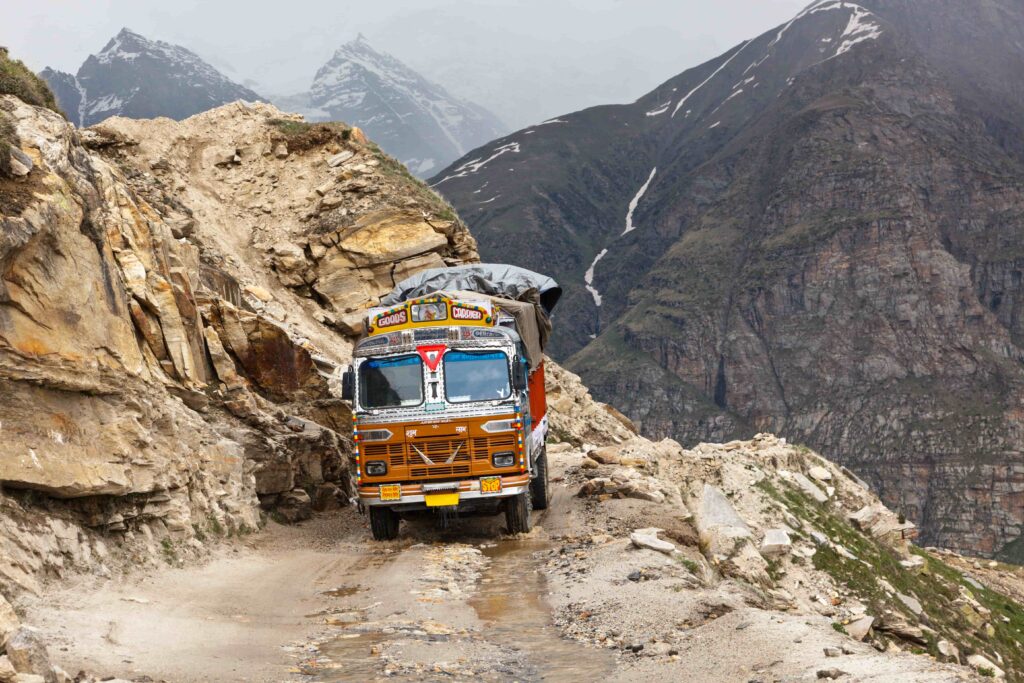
[369,506,400,541]
[530,446,551,510]
[505,491,532,534]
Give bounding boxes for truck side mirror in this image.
[341,367,354,401]
[512,357,528,392]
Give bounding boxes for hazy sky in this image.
[6,0,808,128]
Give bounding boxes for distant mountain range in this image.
[40,28,263,127]
[38,30,505,178]
[276,35,506,177]
[432,0,1024,558]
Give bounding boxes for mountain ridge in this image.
[40,27,263,127]
[432,0,1024,557]
[277,35,506,177]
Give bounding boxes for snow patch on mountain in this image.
[673,41,752,118]
[646,102,671,117]
[623,167,658,235]
[585,249,609,307]
[834,5,883,56]
[87,93,127,116]
[433,142,520,186]
[75,80,87,127]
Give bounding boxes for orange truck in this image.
[341,264,561,540]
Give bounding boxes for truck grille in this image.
[363,442,406,467]
[363,434,516,479]
[472,434,514,459]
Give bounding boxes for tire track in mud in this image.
[305,515,614,681]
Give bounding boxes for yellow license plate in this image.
[379,484,401,502]
[480,477,502,494]
[424,492,460,507]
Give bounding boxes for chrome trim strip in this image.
[422,482,461,492]
[360,484,528,506]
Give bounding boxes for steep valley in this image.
[432,0,1024,558]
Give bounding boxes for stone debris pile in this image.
[538,375,1013,679]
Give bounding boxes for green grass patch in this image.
[266,118,351,153]
[675,556,700,574]
[160,538,178,563]
[758,477,1024,679]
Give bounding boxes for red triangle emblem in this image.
[417,344,447,371]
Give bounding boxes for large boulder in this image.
[693,484,770,585]
[336,209,448,266]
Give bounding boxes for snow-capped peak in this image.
[40,28,263,127]
[301,36,505,177]
[93,27,233,86]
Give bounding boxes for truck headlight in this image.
[481,419,516,433]
[492,451,515,468]
[365,461,387,476]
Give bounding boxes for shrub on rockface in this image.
[0,46,63,178]
[0,47,61,112]
[0,111,14,177]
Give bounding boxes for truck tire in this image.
[530,446,551,510]
[369,506,400,541]
[505,491,532,534]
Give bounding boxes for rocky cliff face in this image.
[432,0,1024,557]
[0,93,476,607]
[40,28,263,127]
[279,35,506,178]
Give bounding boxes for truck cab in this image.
[342,290,552,540]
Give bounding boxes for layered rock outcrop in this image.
[0,93,477,609]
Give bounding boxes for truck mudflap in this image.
[359,473,530,507]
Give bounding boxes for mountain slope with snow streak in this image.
[432,0,1024,557]
[433,0,892,359]
[40,28,263,127]
[287,35,506,177]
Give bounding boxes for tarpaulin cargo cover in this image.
[381,264,561,370]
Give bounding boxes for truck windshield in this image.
[360,355,423,408]
[444,351,511,403]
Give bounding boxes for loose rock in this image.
[759,528,792,558]
[630,528,676,554]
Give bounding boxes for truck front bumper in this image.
[358,473,530,508]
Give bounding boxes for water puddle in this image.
[470,539,615,681]
[312,536,613,681]
[321,585,362,598]
[311,631,402,679]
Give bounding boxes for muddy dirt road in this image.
[25,456,616,682]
